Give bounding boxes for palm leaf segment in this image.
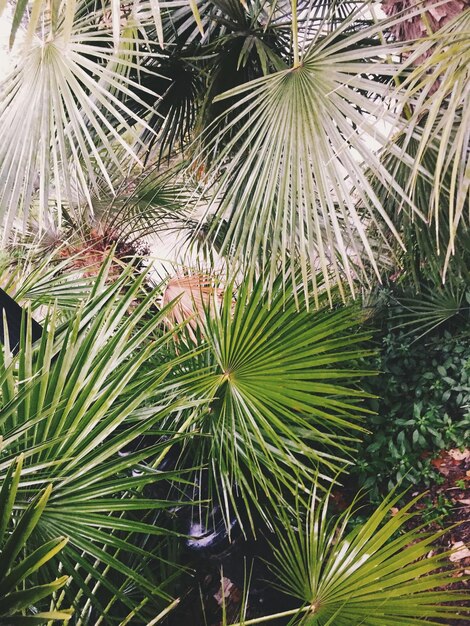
[190,9,413,300]
[0,262,194,619]
[268,487,470,625]
[0,457,72,625]
[176,275,373,525]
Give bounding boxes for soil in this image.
[402,448,470,626]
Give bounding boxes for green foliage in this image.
[0,260,197,622]
[355,290,470,498]
[1,0,469,620]
[0,457,72,625]
[241,487,470,626]
[421,494,453,528]
[167,273,374,529]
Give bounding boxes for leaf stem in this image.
[146,598,181,625]
[228,606,309,625]
[291,0,300,68]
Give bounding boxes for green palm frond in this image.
[260,487,470,625]
[170,273,374,527]
[0,457,73,625]
[0,261,196,618]
[186,5,417,300]
[390,278,470,339]
[91,169,193,242]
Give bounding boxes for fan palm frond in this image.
[170,273,374,528]
[0,260,197,619]
[368,118,470,284]
[260,487,470,625]
[387,275,470,339]
[395,8,470,279]
[0,0,164,236]
[1,0,203,50]
[186,5,419,301]
[96,169,193,241]
[0,248,95,316]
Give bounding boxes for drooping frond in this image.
[394,8,470,279]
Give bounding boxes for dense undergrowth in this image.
[357,288,470,501]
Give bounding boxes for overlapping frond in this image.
[1,0,203,50]
[0,262,195,619]
[187,7,418,301]
[0,457,72,625]
[170,273,374,527]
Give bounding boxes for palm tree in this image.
[0,0,469,624]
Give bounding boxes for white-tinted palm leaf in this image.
[395,8,470,278]
[189,8,413,300]
[1,0,203,49]
[0,6,162,237]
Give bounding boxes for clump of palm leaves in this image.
[225,485,470,625]
[1,252,468,624]
[1,0,468,297]
[0,259,204,622]
[0,456,73,624]
[1,0,469,622]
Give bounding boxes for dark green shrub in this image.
[355,293,470,500]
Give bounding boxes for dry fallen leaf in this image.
[448,448,470,461]
[449,542,470,562]
[214,577,240,606]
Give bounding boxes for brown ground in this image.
[404,448,470,626]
